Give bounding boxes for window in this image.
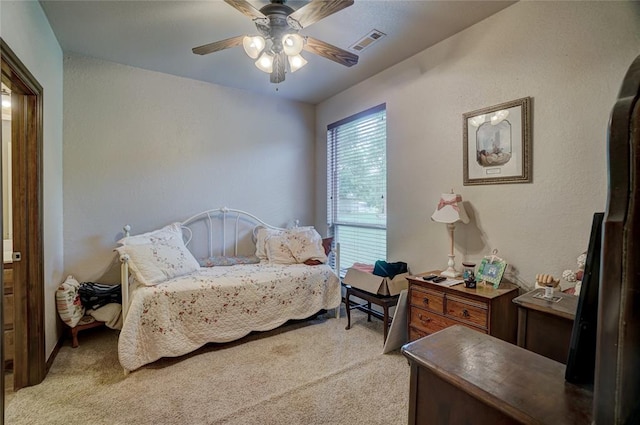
[327,104,386,275]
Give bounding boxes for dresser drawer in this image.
[411,307,458,335]
[410,286,444,314]
[409,326,428,342]
[446,296,488,329]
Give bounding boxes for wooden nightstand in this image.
[513,288,578,363]
[407,271,519,344]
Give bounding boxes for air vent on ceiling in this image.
[349,29,386,52]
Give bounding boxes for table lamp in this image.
[431,192,469,278]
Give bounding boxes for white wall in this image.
[63,54,316,283]
[316,1,640,288]
[0,1,65,358]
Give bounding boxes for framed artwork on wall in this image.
[463,97,532,185]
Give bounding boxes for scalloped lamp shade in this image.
[431,192,469,278]
[431,193,469,224]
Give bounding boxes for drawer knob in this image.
[418,313,431,324]
[422,297,429,305]
[462,309,470,318]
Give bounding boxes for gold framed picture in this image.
[463,97,532,185]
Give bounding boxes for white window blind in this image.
[327,104,387,276]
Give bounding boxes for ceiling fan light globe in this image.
[243,35,266,59]
[282,33,304,56]
[255,52,274,73]
[288,54,307,73]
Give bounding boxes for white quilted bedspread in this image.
[118,263,341,371]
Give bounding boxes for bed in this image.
[116,207,341,372]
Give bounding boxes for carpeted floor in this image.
[5,309,409,424]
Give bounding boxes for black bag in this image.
[372,260,408,279]
[78,282,122,310]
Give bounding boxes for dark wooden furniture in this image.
[402,325,593,425]
[594,53,640,424]
[513,288,578,363]
[407,271,519,344]
[3,264,13,370]
[344,284,399,343]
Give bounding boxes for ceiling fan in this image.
[192,0,359,84]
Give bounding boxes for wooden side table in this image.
[344,284,399,343]
[69,316,105,348]
[513,288,578,363]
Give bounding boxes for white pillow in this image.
[287,227,327,263]
[55,275,85,327]
[254,227,284,261]
[115,223,200,286]
[262,227,327,265]
[265,233,297,264]
[254,226,317,261]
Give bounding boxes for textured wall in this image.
[315,1,640,288]
[1,1,64,359]
[63,54,316,283]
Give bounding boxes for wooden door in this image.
[0,39,46,400]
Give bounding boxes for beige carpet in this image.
[6,309,409,424]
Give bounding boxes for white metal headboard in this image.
[180,207,284,258]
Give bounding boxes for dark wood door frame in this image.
[0,38,46,392]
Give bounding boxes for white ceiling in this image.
[39,0,515,105]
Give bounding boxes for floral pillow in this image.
[287,227,327,264]
[265,233,298,264]
[199,255,260,267]
[55,275,85,328]
[115,222,200,286]
[261,227,328,265]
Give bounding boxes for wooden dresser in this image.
[402,325,593,425]
[4,264,13,370]
[407,271,519,344]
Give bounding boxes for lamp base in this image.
[440,267,462,278]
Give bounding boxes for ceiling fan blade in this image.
[287,0,354,29]
[303,36,358,67]
[192,35,245,56]
[224,0,266,20]
[270,52,286,84]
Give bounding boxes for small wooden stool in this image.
[344,284,399,343]
[69,315,105,348]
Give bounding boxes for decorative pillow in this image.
[254,225,315,261]
[265,233,298,264]
[199,255,260,267]
[322,237,333,256]
[254,227,285,261]
[55,275,85,328]
[115,222,200,286]
[287,227,327,264]
[305,238,333,265]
